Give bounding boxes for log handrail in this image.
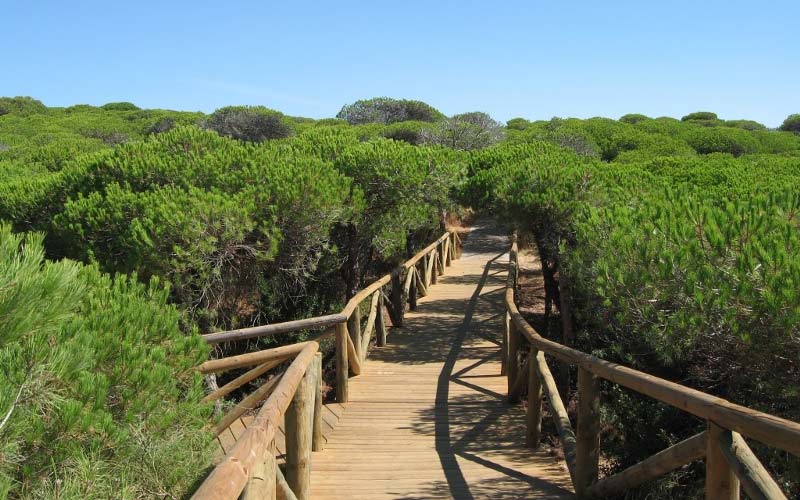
[193,342,319,499]
[503,235,798,498]
[193,229,463,499]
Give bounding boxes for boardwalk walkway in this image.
[310,220,573,499]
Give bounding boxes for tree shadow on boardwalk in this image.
[395,246,572,499]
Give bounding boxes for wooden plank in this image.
[308,221,572,499]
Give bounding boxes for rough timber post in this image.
[335,322,348,403]
[285,364,315,499]
[576,367,601,497]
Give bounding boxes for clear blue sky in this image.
[3,1,798,126]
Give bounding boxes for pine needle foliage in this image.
[0,224,212,498]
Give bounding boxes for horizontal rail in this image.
[202,230,458,344]
[197,342,309,374]
[341,274,392,317]
[504,235,797,498]
[193,229,462,497]
[193,342,319,499]
[402,232,452,270]
[505,286,800,456]
[202,314,347,344]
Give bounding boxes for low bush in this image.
[204,106,294,142]
[0,224,212,498]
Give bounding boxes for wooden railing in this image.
[192,229,462,499]
[502,235,799,499]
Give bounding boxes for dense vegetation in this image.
[1,96,799,497]
[465,114,800,497]
[0,97,468,497]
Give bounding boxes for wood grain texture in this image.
[310,220,572,499]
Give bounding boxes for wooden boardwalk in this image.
[310,221,573,499]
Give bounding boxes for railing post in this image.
[312,352,323,452]
[242,439,277,500]
[526,348,543,448]
[507,319,521,403]
[409,266,418,310]
[285,363,315,500]
[431,250,438,285]
[706,422,740,500]
[501,311,509,376]
[576,367,601,497]
[347,307,362,362]
[390,270,404,327]
[444,235,452,266]
[376,292,388,347]
[335,322,348,403]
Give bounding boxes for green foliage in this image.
[336,97,444,125]
[463,140,800,496]
[0,224,212,498]
[421,111,505,151]
[684,126,758,156]
[506,117,531,130]
[619,113,649,124]
[100,102,140,111]
[334,138,464,262]
[0,97,47,116]
[381,120,430,145]
[681,111,718,122]
[724,119,766,131]
[51,126,355,328]
[779,113,800,133]
[203,106,294,142]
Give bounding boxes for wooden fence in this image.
[192,230,462,499]
[502,235,799,499]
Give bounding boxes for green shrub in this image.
[381,120,429,144]
[50,127,355,329]
[779,114,800,133]
[336,97,444,125]
[100,102,141,111]
[204,106,294,142]
[619,113,649,124]
[421,111,504,150]
[725,119,766,131]
[0,96,47,116]
[0,224,212,498]
[506,117,531,130]
[681,111,718,122]
[466,141,800,497]
[684,126,758,156]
